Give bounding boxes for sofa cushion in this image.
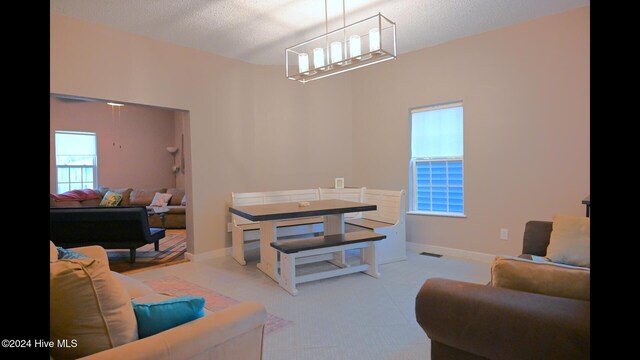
[167,188,185,206]
[150,192,173,207]
[166,205,186,214]
[50,195,82,207]
[546,215,590,267]
[50,258,138,359]
[111,271,156,299]
[491,255,590,301]
[100,190,124,207]
[130,188,167,205]
[132,296,206,338]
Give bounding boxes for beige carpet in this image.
[129,247,492,360]
[108,229,188,274]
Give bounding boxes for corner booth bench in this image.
[230,187,406,266]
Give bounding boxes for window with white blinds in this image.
[409,102,464,216]
[55,131,98,194]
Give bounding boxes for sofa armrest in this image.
[415,278,589,360]
[71,245,109,264]
[80,302,267,360]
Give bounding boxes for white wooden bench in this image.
[344,189,407,264]
[230,189,324,265]
[270,230,385,295]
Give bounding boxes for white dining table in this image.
[229,199,377,281]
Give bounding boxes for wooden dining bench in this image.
[270,230,386,295]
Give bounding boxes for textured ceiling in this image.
[50,0,589,65]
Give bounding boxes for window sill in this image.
[406,211,467,218]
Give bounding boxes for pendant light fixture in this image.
[286,0,397,83]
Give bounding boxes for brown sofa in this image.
[50,187,186,229]
[415,221,590,359]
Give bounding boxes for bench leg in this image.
[231,226,247,265]
[362,242,380,278]
[154,241,159,251]
[279,252,298,296]
[130,249,136,264]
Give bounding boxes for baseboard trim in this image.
[185,247,232,262]
[406,242,495,263]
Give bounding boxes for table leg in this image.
[257,220,279,282]
[325,214,348,268]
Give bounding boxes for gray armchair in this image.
[415,221,590,359]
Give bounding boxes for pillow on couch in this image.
[491,255,590,301]
[546,215,590,267]
[57,247,90,260]
[100,190,123,207]
[150,192,173,207]
[132,296,206,338]
[181,194,187,206]
[50,258,138,359]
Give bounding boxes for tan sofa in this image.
[52,245,266,360]
[50,187,186,229]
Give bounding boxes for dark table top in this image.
[229,199,376,222]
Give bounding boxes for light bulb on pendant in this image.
[313,47,325,68]
[369,28,380,52]
[298,53,309,73]
[331,41,343,64]
[349,35,361,58]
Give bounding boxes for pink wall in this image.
[50,96,179,193]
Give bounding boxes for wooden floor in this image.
[108,229,188,274]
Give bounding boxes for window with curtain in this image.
[409,102,464,216]
[55,131,98,193]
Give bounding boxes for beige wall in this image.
[51,13,353,255]
[351,7,590,256]
[50,96,177,193]
[51,6,589,257]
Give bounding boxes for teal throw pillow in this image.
[100,190,123,206]
[132,296,206,338]
[57,247,90,260]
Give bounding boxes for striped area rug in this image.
[144,275,293,335]
[108,229,188,274]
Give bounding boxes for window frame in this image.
[408,101,466,217]
[54,130,98,194]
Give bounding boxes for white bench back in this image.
[231,189,320,226]
[362,189,406,225]
[318,187,365,219]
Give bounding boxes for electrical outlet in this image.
[500,228,508,240]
